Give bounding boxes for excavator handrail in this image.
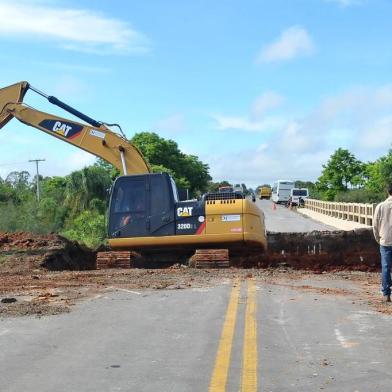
[0,81,151,175]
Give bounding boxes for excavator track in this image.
[96,249,232,269]
[189,249,230,268]
[96,251,133,269]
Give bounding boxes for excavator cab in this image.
[109,173,178,238]
[108,172,207,243]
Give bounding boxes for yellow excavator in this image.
[0,81,266,267]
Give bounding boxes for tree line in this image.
[266,148,392,203]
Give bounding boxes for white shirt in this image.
[373,196,392,246]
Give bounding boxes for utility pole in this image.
[29,159,45,202]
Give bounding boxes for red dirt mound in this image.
[0,232,96,271]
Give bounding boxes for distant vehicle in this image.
[218,185,234,193]
[271,180,295,204]
[290,188,309,207]
[233,184,244,193]
[259,186,272,200]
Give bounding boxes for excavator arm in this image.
[0,81,150,175]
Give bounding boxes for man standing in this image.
[373,185,392,302]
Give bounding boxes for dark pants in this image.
[380,245,392,296]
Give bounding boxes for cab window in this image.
[151,175,171,215]
[113,178,146,213]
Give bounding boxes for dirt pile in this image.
[0,232,96,272]
[0,232,62,251]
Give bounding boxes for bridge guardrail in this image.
[304,199,377,226]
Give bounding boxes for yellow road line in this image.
[241,278,258,392]
[209,280,240,392]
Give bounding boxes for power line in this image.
[29,159,45,202]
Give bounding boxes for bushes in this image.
[61,210,106,249]
[334,189,385,203]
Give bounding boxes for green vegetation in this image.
[0,132,211,248]
[310,148,392,203]
[255,148,392,203]
[131,132,211,194]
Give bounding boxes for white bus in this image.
[271,180,295,204]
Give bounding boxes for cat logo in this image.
[177,207,193,217]
[39,119,83,140]
[53,121,73,137]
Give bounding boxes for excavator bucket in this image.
[0,81,29,129]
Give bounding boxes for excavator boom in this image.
[0,82,150,175]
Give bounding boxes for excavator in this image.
[0,81,267,267]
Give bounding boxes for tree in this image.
[64,165,112,216]
[317,148,364,200]
[131,132,211,194]
[364,149,392,197]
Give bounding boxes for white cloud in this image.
[154,113,186,134]
[256,26,315,63]
[212,91,285,132]
[208,84,392,186]
[251,91,284,120]
[0,1,150,54]
[325,0,363,7]
[67,151,96,172]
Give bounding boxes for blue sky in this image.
[0,0,391,187]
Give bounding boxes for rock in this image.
[1,297,17,303]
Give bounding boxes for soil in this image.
[0,231,96,272]
[0,231,386,318]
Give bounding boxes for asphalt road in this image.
[256,199,337,232]
[1,278,392,392]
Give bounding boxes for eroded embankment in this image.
[0,229,380,273]
[0,232,96,271]
[257,228,379,272]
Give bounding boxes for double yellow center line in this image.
[209,279,258,392]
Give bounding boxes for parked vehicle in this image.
[233,184,244,193]
[259,186,272,200]
[290,188,309,206]
[218,185,234,193]
[271,180,294,204]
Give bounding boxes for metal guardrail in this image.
[305,199,377,226]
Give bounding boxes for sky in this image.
[0,0,391,188]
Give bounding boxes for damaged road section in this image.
[258,228,379,272]
[0,229,380,273]
[0,232,96,271]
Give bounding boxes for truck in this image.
[259,186,272,200]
